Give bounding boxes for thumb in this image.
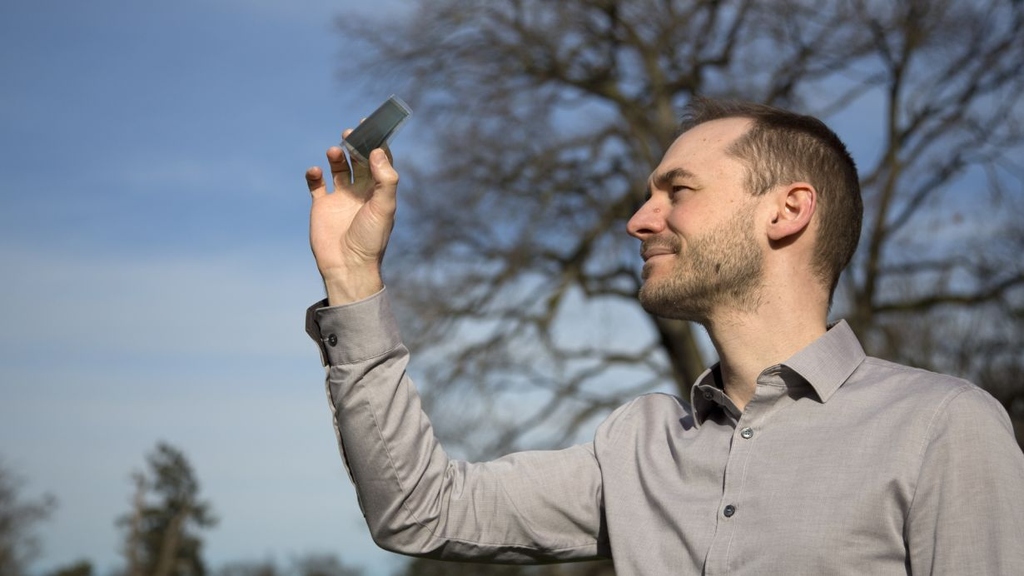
[369,148,399,211]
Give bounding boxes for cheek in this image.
[664,213,699,241]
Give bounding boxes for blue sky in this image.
[1,1,411,573]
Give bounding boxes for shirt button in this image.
[326,334,338,347]
[740,427,754,439]
[723,505,736,518]
[703,391,714,400]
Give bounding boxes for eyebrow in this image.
[646,167,697,198]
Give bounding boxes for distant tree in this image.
[216,554,362,576]
[46,560,94,576]
[217,557,278,573]
[118,442,217,576]
[289,554,362,576]
[337,0,1024,457]
[398,558,614,576]
[0,460,56,576]
[216,560,277,576]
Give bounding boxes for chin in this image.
[640,262,672,282]
[637,281,668,312]
[638,280,711,323]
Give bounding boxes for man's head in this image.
[679,98,863,297]
[627,98,862,321]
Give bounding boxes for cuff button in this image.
[326,334,338,347]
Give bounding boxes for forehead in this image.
[649,117,752,184]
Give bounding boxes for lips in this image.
[641,240,679,261]
[642,248,675,261]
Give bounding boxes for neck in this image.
[704,290,828,411]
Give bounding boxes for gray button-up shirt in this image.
[307,290,1024,575]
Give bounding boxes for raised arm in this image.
[303,142,607,563]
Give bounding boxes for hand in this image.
[305,133,399,305]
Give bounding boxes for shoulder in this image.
[848,356,982,408]
[612,392,692,420]
[853,357,1015,450]
[594,393,693,445]
[856,356,969,389]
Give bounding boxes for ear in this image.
[766,183,816,242]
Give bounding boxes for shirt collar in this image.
[689,320,866,425]
[783,320,865,403]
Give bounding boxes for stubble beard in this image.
[638,209,765,324]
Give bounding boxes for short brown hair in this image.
[679,97,863,298]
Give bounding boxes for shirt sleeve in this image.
[906,385,1024,574]
[305,289,608,563]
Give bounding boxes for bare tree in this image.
[335,0,1024,457]
[0,459,56,576]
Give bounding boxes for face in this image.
[627,118,765,322]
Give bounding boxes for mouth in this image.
[641,242,678,262]
[642,249,675,262]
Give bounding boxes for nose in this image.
[627,198,666,240]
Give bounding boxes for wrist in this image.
[322,269,384,306]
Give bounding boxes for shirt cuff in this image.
[304,287,402,366]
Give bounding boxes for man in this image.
[303,99,1024,575]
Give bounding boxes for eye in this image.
[670,184,692,197]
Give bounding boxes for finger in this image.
[379,142,394,165]
[368,148,400,211]
[326,146,350,190]
[339,127,373,187]
[305,166,327,199]
[339,127,354,148]
[350,143,373,188]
